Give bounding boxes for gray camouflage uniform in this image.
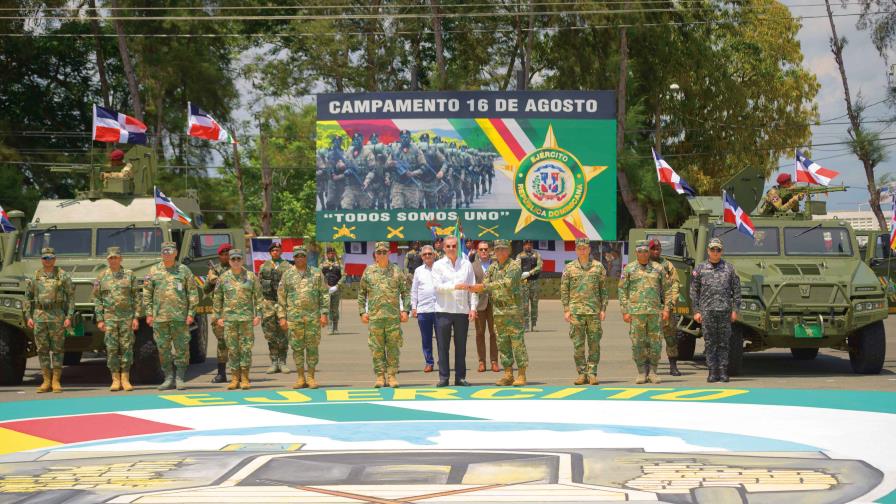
[690,259,741,370]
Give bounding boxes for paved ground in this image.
[3,300,895,400]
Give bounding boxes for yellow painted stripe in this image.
[0,427,61,454]
[475,118,521,165]
[551,220,576,240]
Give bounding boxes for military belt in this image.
[38,302,62,310]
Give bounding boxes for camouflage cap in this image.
[228,248,243,259]
[574,238,590,248]
[708,238,724,250]
[493,239,511,249]
[375,241,390,252]
[268,241,282,252]
[634,240,650,252]
[161,241,177,253]
[106,246,122,258]
[293,245,307,256]
[40,247,55,258]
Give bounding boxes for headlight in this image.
[739,301,747,310]
[2,298,10,307]
[14,300,21,309]
[866,302,875,311]
[749,302,759,311]
[855,303,864,312]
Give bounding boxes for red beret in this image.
[217,243,233,255]
[776,173,792,185]
[648,239,661,250]
[108,149,125,161]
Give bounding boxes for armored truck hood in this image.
[732,257,882,294]
[32,197,198,226]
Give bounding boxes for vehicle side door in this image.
[864,231,896,311]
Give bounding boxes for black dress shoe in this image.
[436,379,449,387]
[455,379,471,387]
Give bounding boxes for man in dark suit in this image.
[472,241,499,372]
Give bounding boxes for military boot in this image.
[574,374,588,385]
[647,366,661,384]
[306,368,319,389]
[227,368,240,390]
[265,359,279,374]
[158,367,175,390]
[51,368,63,393]
[211,363,227,383]
[718,366,730,383]
[279,357,291,374]
[332,320,338,334]
[374,374,385,388]
[121,371,134,392]
[293,370,307,389]
[387,373,399,388]
[669,358,682,376]
[175,366,187,390]
[496,368,514,386]
[36,368,52,393]
[512,367,527,386]
[635,366,648,384]
[239,368,251,390]
[588,375,600,385]
[707,367,719,383]
[110,372,121,392]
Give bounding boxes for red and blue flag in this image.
[723,191,755,238]
[653,149,696,197]
[154,187,192,225]
[92,105,147,144]
[0,205,15,233]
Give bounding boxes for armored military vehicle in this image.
[0,146,243,385]
[629,167,887,375]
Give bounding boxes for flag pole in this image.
[232,140,249,234]
[658,181,670,229]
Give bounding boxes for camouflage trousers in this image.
[153,321,190,370]
[569,314,602,375]
[391,182,420,209]
[494,312,528,369]
[341,185,371,209]
[262,300,287,362]
[288,319,321,371]
[329,291,341,326]
[663,316,678,359]
[34,316,65,369]
[521,279,539,327]
[222,321,253,371]
[327,181,345,211]
[211,319,228,364]
[702,311,731,369]
[629,313,663,367]
[104,320,135,372]
[368,318,403,376]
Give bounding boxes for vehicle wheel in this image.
[130,321,162,384]
[188,315,208,364]
[790,347,819,360]
[63,351,82,366]
[849,321,886,374]
[728,325,745,376]
[677,332,697,361]
[0,324,26,386]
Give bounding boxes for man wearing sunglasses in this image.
[690,237,741,383]
[143,241,199,390]
[358,242,410,388]
[204,243,233,384]
[213,249,263,390]
[431,236,477,387]
[92,246,140,392]
[411,245,438,373]
[24,247,74,393]
[472,241,499,373]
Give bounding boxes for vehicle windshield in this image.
[784,226,853,256]
[24,229,92,256]
[97,227,164,255]
[711,227,779,255]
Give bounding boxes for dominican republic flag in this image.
[723,191,755,238]
[0,205,15,233]
[154,187,192,225]
[249,237,303,273]
[796,150,839,186]
[92,105,147,144]
[187,102,235,144]
[653,149,696,197]
[890,205,896,251]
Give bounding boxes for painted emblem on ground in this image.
[0,386,894,503]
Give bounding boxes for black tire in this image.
[677,332,697,361]
[728,325,745,376]
[130,321,163,384]
[63,351,82,366]
[188,315,208,364]
[849,321,886,374]
[790,347,819,360]
[0,324,26,386]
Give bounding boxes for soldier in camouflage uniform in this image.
[516,240,543,331]
[326,136,346,210]
[388,130,425,209]
[404,241,423,290]
[143,241,199,391]
[278,246,329,389]
[316,147,329,209]
[649,239,682,376]
[560,239,607,385]
[24,247,74,393]
[418,133,447,209]
[470,239,528,386]
[690,238,741,383]
[358,241,410,388]
[759,173,804,216]
[92,247,140,392]
[204,243,232,383]
[340,133,373,209]
[259,242,290,373]
[368,143,391,210]
[319,247,344,334]
[213,249,263,390]
[619,240,671,384]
